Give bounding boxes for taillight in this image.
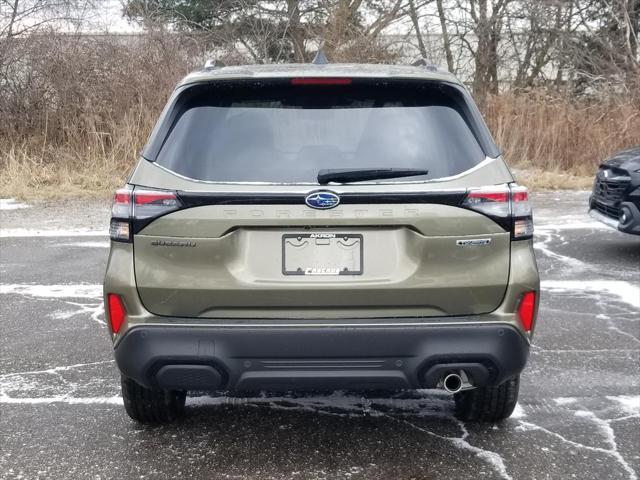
[133,189,181,220]
[109,186,182,242]
[511,185,534,239]
[462,184,533,240]
[107,293,126,334]
[517,291,537,332]
[462,188,511,218]
[110,188,132,242]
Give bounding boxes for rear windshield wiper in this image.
[317,168,429,184]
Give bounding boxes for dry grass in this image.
[1,35,638,199]
[486,91,640,177]
[0,110,156,200]
[510,167,594,191]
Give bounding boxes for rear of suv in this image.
[104,62,540,424]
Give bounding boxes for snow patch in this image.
[554,397,578,406]
[0,394,122,405]
[0,228,107,238]
[541,280,640,309]
[54,241,110,248]
[0,198,30,210]
[535,221,609,232]
[606,395,640,416]
[517,420,637,480]
[0,284,102,299]
[511,403,526,419]
[0,284,105,325]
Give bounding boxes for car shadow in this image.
[122,391,523,479]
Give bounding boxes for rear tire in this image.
[121,376,186,423]
[454,376,520,422]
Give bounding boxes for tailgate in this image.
[133,202,510,318]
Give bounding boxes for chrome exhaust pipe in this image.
[442,373,463,393]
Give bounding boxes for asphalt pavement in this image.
[0,191,638,480]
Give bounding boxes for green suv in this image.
[104,62,539,424]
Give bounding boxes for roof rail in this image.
[311,49,329,65]
[411,58,440,72]
[203,59,225,70]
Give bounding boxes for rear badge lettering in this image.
[456,238,491,247]
[151,240,196,248]
[304,267,341,275]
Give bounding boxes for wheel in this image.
[454,376,520,422]
[121,375,186,423]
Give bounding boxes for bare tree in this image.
[435,0,455,71]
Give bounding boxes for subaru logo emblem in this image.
[305,191,340,209]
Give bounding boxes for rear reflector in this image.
[517,291,536,332]
[290,77,352,85]
[107,294,126,334]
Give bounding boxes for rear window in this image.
[152,80,487,183]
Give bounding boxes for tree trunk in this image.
[286,0,306,62]
[408,0,428,59]
[436,0,455,71]
[472,0,492,105]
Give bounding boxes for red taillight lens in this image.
[133,189,181,220]
[466,191,510,202]
[512,190,528,202]
[134,190,179,205]
[111,188,132,217]
[107,294,126,334]
[517,291,536,332]
[462,188,511,218]
[290,77,352,85]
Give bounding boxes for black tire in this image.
[121,376,186,424]
[454,376,520,422]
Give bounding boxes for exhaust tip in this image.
[443,373,463,393]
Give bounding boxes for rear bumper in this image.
[114,322,530,392]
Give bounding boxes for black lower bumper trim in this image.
[114,322,530,392]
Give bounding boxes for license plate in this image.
[282,233,363,276]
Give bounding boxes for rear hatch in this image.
[128,78,516,319]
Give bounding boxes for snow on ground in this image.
[541,280,640,309]
[0,198,30,210]
[0,284,102,299]
[0,228,107,237]
[0,284,105,325]
[53,240,110,248]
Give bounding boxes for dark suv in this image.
[589,147,640,235]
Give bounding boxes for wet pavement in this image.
[1,191,638,480]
